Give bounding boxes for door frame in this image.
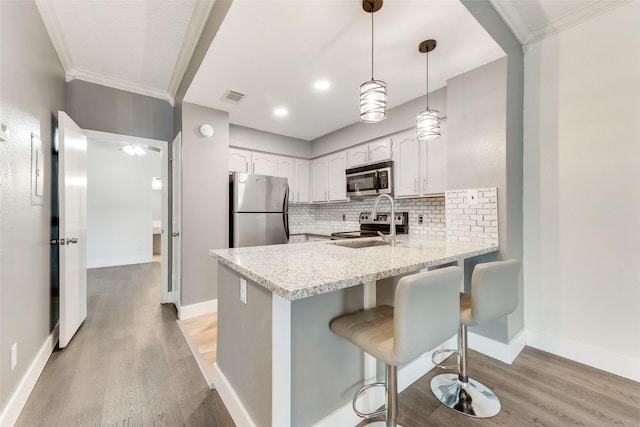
[84,130,171,303]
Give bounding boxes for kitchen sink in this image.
[332,239,392,249]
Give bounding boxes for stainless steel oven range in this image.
[331,212,409,240]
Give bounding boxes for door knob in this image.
[172,232,180,237]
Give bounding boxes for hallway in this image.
[15,263,235,426]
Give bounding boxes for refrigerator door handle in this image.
[284,213,289,242]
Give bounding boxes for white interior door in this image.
[171,133,182,308]
[58,111,88,348]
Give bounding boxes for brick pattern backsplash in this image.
[290,197,447,239]
[445,187,498,245]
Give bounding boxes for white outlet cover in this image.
[467,189,479,205]
[240,278,247,304]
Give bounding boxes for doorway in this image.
[84,130,171,303]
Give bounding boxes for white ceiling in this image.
[184,0,506,141]
[35,0,214,102]
[35,0,629,141]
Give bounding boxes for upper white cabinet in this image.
[294,159,310,203]
[393,129,421,197]
[311,157,328,202]
[229,148,251,173]
[276,156,295,202]
[392,126,446,197]
[252,152,278,175]
[347,138,392,167]
[311,151,348,202]
[327,152,348,202]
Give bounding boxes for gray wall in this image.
[230,125,311,158]
[310,88,446,157]
[217,265,272,426]
[66,80,173,142]
[0,0,66,414]
[180,102,229,306]
[459,0,525,342]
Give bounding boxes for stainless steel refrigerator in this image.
[229,172,289,248]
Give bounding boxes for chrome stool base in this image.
[430,373,501,418]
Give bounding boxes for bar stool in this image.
[330,267,463,427]
[430,259,521,418]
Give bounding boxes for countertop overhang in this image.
[210,236,498,301]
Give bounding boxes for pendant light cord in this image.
[425,50,429,109]
[371,9,374,80]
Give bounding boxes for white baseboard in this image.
[468,328,527,365]
[178,299,217,320]
[212,363,257,427]
[0,325,59,427]
[87,255,152,269]
[176,320,215,389]
[313,336,457,426]
[527,329,640,383]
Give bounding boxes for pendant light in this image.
[360,0,387,123]
[416,39,441,140]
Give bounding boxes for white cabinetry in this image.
[327,152,347,201]
[311,151,348,202]
[311,157,328,202]
[294,159,310,203]
[276,156,295,202]
[392,127,446,197]
[229,148,251,173]
[394,129,421,197]
[252,152,277,175]
[347,138,392,167]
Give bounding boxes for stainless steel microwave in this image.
[345,161,393,197]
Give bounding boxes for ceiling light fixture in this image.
[359,0,387,124]
[274,108,288,117]
[416,39,441,141]
[314,80,330,90]
[122,144,146,156]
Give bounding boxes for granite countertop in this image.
[210,236,498,301]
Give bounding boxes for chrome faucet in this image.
[371,194,396,246]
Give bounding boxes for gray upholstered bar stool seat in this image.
[431,259,521,418]
[330,267,463,427]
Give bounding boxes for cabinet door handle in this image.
[297,192,299,202]
[414,179,418,193]
[245,161,248,172]
[423,178,427,193]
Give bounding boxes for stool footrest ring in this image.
[432,348,460,370]
[352,382,387,419]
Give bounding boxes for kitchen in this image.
[2,0,640,426]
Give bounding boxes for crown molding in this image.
[68,69,174,105]
[168,0,215,99]
[35,0,75,74]
[490,0,632,50]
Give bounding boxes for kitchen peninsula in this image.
[210,235,497,427]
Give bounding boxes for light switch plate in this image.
[11,343,17,371]
[0,122,9,142]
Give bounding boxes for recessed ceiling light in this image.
[274,108,288,117]
[314,80,330,90]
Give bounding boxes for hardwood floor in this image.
[15,263,235,427]
[180,313,217,380]
[15,262,640,426]
[358,346,640,427]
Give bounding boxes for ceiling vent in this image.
[222,89,246,103]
